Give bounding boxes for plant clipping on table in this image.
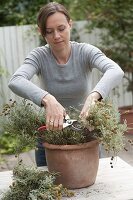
[0,98,129,157]
[1,161,74,200]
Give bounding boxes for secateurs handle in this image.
[37,125,47,132]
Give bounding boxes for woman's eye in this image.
[58,25,66,32]
[46,29,53,34]
[45,25,66,35]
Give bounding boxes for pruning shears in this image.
[37,114,83,132]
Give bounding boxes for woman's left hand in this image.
[79,92,101,120]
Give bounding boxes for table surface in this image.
[0,157,133,200]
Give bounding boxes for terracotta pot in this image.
[43,140,99,189]
[119,106,133,134]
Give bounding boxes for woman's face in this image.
[44,12,72,52]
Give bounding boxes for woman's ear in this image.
[69,19,73,29]
[38,27,42,34]
[38,27,47,43]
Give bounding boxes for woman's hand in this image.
[79,92,101,131]
[42,94,66,131]
[80,92,102,119]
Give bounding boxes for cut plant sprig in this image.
[1,161,74,200]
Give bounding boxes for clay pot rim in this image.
[119,106,133,113]
[43,140,99,150]
[120,109,133,115]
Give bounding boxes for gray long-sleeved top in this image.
[8,41,124,108]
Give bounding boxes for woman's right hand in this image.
[41,94,66,131]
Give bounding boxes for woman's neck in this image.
[52,43,71,64]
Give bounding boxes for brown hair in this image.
[37,2,70,37]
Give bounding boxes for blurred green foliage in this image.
[0,132,17,154]
[0,0,84,26]
[83,0,133,95]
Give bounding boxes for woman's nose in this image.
[53,30,60,39]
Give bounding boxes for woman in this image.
[8,2,124,166]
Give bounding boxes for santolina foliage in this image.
[0,98,127,156]
[82,100,127,154]
[0,99,45,154]
[1,161,74,200]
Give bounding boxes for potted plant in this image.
[0,99,127,189]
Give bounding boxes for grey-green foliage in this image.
[83,99,127,154]
[0,99,45,154]
[44,99,127,155]
[0,98,128,156]
[2,162,74,200]
[43,128,86,145]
